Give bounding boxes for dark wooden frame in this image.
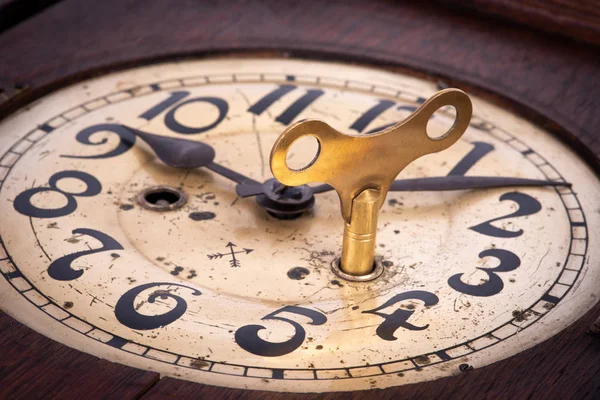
[1,1,599,398]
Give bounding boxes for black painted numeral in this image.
[48,228,123,281]
[235,306,327,357]
[62,90,228,158]
[448,249,521,297]
[356,98,425,134]
[14,171,102,218]
[448,141,495,176]
[139,91,190,121]
[470,192,542,238]
[163,97,229,134]
[362,290,439,341]
[61,124,136,160]
[141,90,230,135]
[114,282,201,330]
[248,85,295,115]
[350,100,395,133]
[248,85,324,125]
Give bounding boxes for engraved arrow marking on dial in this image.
[207,242,254,268]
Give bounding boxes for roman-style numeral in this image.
[248,85,324,125]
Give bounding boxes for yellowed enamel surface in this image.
[0,58,598,392]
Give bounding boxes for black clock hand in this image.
[124,126,571,209]
[388,176,571,191]
[236,181,330,198]
[126,126,260,185]
[236,176,571,198]
[204,162,260,185]
[128,127,214,168]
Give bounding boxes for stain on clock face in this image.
[0,59,598,393]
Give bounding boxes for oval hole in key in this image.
[285,135,321,171]
[426,105,458,140]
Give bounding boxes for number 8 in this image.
[14,170,101,218]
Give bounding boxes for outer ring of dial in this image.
[0,70,588,382]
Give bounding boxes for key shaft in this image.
[341,188,383,275]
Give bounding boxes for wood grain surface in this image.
[0,310,159,399]
[0,1,599,399]
[437,0,600,46]
[0,0,61,35]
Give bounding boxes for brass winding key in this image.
[270,88,472,277]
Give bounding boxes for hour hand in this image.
[127,127,215,169]
[124,126,260,185]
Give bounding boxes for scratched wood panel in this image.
[0,1,598,399]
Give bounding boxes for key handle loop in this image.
[270,88,472,222]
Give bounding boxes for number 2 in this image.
[470,192,542,238]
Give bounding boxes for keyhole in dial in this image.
[137,185,187,211]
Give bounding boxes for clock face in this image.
[0,58,598,393]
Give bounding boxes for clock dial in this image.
[0,58,598,393]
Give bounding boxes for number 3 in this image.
[448,248,521,297]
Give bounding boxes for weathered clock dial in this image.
[0,58,598,393]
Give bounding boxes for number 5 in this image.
[235,306,327,357]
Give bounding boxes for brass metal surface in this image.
[270,88,472,274]
[330,257,385,282]
[341,188,382,275]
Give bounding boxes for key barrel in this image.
[341,188,383,275]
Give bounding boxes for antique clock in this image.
[1,1,599,398]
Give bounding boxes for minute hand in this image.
[205,162,260,185]
[235,175,570,199]
[388,176,571,191]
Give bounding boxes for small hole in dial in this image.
[137,186,187,211]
